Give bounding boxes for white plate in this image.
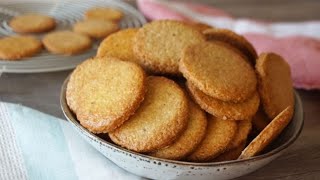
[0,0,146,73]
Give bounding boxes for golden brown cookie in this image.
[43,31,92,55]
[9,13,56,33]
[73,19,119,39]
[180,41,257,102]
[149,101,207,160]
[97,28,140,64]
[84,7,124,22]
[239,106,294,159]
[134,20,205,74]
[214,142,246,162]
[227,121,252,150]
[66,57,146,133]
[204,28,257,65]
[186,21,213,32]
[252,107,270,132]
[187,82,259,120]
[0,36,42,60]
[256,53,295,119]
[109,76,189,153]
[186,116,237,162]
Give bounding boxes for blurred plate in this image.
[0,0,146,73]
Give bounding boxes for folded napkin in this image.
[0,102,142,180]
[137,0,320,90]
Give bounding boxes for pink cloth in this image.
[137,0,320,90]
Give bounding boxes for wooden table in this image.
[1,0,320,179]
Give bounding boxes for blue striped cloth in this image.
[0,102,142,180]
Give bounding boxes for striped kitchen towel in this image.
[137,0,320,90]
[0,102,142,180]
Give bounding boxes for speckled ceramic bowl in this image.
[60,78,304,180]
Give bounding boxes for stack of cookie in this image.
[66,20,295,162]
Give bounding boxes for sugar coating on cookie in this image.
[134,20,205,74]
[84,7,124,22]
[239,106,294,159]
[109,76,189,153]
[43,31,92,55]
[256,53,295,119]
[10,14,56,33]
[187,116,237,162]
[73,19,119,39]
[66,57,146,133]
[149,101,207,160]
[97,28,140,64]
[180,41,257,102]
[0,36,42,60]
[187,82,260,120]
[204,28,257,66]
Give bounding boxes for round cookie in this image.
[180,41,257,102]
[84,7,124,22]
[66,57,146,133]
[214,142,246,162]
[149,102,207,160]
[134,20,205,74]
[9,14,56,33]
[73,19,119,39]
[204,28,257,66]
[109,76,189,153]
[97,28,140,64]
[256,53,295,119]
[43,31,92,55]
[0,36,42,60]
[186,116,238,162]
[239,106,294,159]
[186,21,213,32]
[227,121,252,150]
[187,82,260,120]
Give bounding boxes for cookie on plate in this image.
[84,7,124,22]
[149,101,207,160]
[180,41,257,102]
[186,115,237,162]
[73,19,119,39]
[256,53,295,119]
[214,142,246,162]
[227,121,252,150]
[239,106,294,159]
[66,57,146,133]
[43,31,92,55]
[9,13,56,33]
[204,28,257,66]
[187,82,259,120]
[109,76,189,153]
[0,36,42,60]
[134,20,205,74]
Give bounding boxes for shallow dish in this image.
[60,77,304,180]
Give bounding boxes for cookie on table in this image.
[186,115,237,162]
[66,57,146,133]
[43,31,92,55]
[9,13,56,33]
[73,19,119,39]
[109,76,189,153]
[239,106,294,159]
[204,28,257,66]
[149,101,207,160]
[186,81,259,120]
[0,36,42,60]
[256,53,295,119]
[214,142,246,162]
[97,28,140,64]
[180,41,257,102]
[134,20,205,74]
[84,7,124,22]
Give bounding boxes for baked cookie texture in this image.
[180,41,257,102]
[149,101,207,160]
[134,20,205,74]
[84,7,124,22]
[73,19,119,39]
[214,142,246,162]
[10,14,56,33]
[256,53,295,119]
[43,31,92,55]
[66,57,146,133]
[109,76,189,153]
[0,36,42,60]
